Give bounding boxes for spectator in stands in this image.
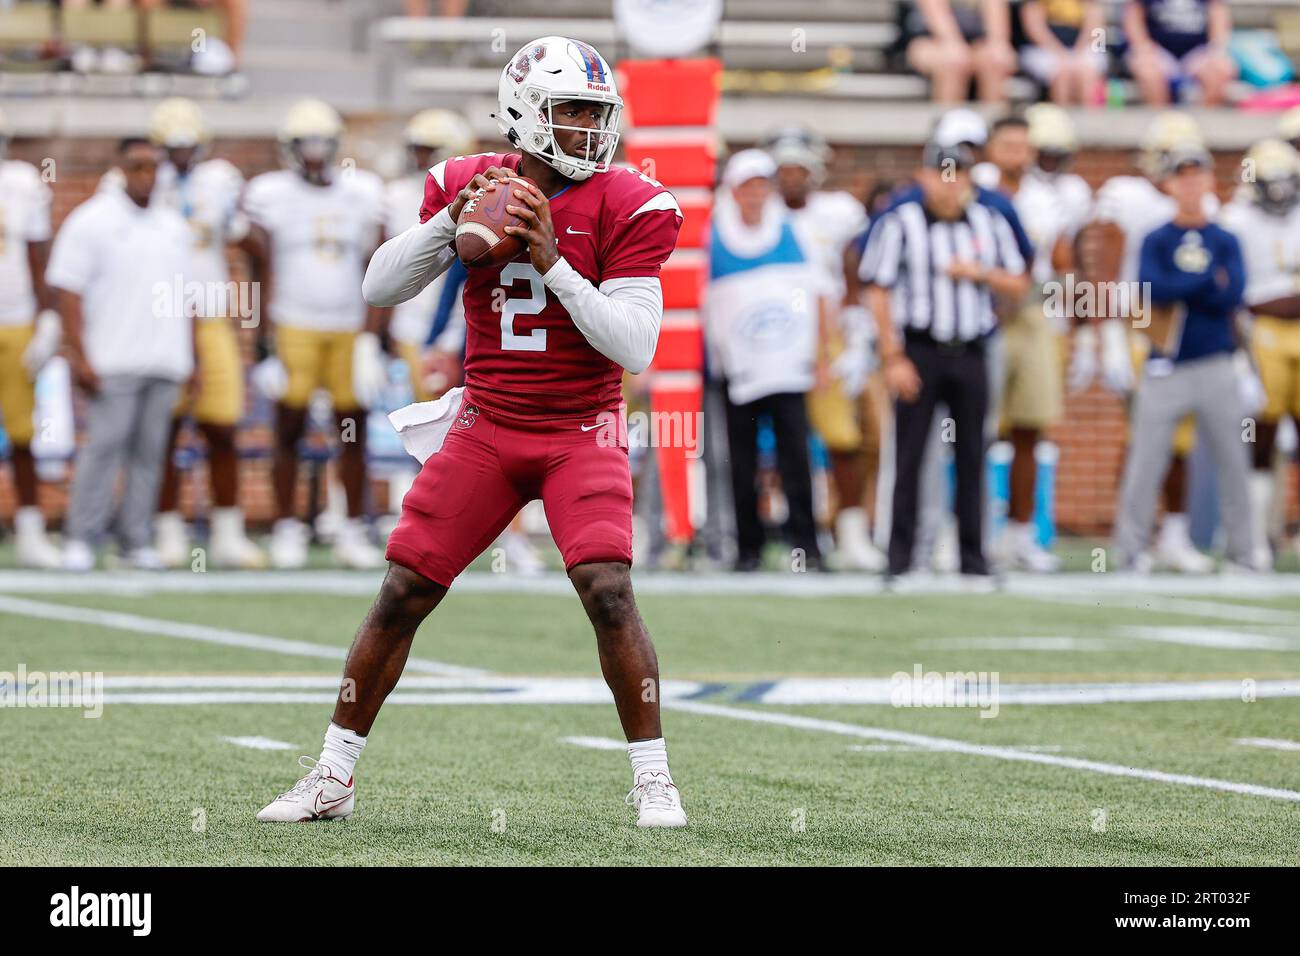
[905,0,1017,103]
[1123,0,1237,106]
[704,149,829,572]
[1018,0,1108,104]
[47,138,199,571]
[1112,143,1257,571]
[860,141,1029,579]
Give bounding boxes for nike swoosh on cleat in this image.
[314,790,351,814]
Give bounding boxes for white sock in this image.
[319,722,366,782]
[628,737,671,783]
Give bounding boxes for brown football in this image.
[454,176,534,268]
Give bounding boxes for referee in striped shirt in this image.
[860,142,1029,577]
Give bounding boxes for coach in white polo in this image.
[47,137,197,571]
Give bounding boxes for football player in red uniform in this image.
[257,37,687,828]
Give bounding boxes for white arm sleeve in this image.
[362,207,458,307]
[541,258,663,374]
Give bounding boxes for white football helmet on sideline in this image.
[151,97,210,150]
[493,36,623,182]
[278,99,343,176]
[404,109,474,161]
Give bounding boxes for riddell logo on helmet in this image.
[587,82,612,92]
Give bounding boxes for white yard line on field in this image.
[917,636,1117,651]
[219,736,298,751]
[1122,626,1300,651]
[1026,592,1300,627]
[663,699,1300,803]
[0,595,487,678]
[1234,737,1300,752]
[73,674,1300,705]
[4,569,1300,600]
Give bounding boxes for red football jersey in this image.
[419,152,682,418]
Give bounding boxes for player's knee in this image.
[375,564,444,623]
[575,564,637,632]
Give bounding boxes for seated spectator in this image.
[1123,0,1237,106]
[905,0,1017,103]
[1019,0,1108,104]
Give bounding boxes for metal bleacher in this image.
[2,0,1297,147]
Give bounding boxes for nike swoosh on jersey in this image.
[566,226,592,235]
[580,422,604,431]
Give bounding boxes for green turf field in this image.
[2,560,1299,866]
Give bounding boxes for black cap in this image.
[922,141,975,171]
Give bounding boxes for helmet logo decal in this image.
[508,44,546,84]
[567,40,607,87]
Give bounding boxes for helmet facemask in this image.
[282,135,338,180]
[516,87,622,181]
[1254,174,1300,216]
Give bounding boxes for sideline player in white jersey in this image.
[0,109,62,567]
[139,99,268,569]
[385,109,474,402]
[243,99,390,570]
[1220,139,1300,570]
[1075,111,1217,572]
[973,107,1091,572]
[762,126,884,571]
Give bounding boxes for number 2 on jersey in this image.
[499,261,547,352]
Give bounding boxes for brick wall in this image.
[1,134,1294,535]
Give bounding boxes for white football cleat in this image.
[209,507,267,569]
[1154,515,1212,574]
[333,518,384,569]
[14,507,61,569]
[625,772,687,828]
[270,518,309,569]
[126,546,166,571]
[154,511,191,568]
[256,756,355,823]
[833,507,886,572]
[61,539,96,572]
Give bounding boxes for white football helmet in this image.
[493,36,623,182]
[151,98,209,150]
[404,109,474,160]
[278,99,343,177]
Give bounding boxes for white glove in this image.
[251,356,289,400]
[1098,318,1135,394]
[1233,349,1267,415]
[21,309,62,381]
[351,331,387,410]
[1066,324,1099,393]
